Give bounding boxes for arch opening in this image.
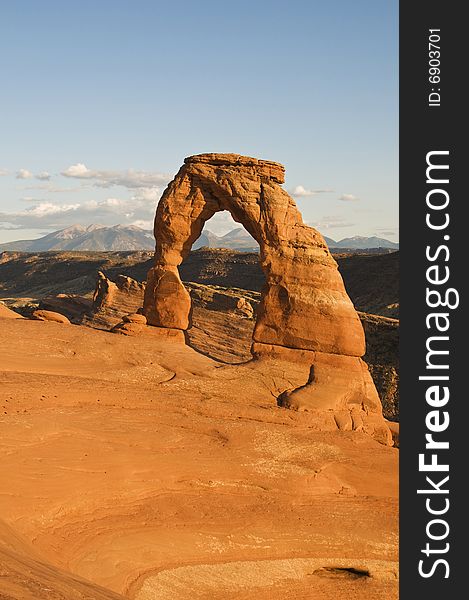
[180,209,265,364]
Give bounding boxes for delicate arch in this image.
[143,153,391,444]
[143,153,365,357]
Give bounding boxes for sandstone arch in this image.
[143,153,391,444]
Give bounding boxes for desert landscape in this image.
[0,154,399,599]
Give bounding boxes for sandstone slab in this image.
[111,320,185,342]
[32,309,71,324]
[0,317,398,599]
[88,271,145,329]
[122,313,147,324]
[0,303,24,319]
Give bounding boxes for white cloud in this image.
[131,219,153,230]
[24,202,81,217]
[132,187,161,202]
[0,189,161,230]
[0,221,20,230]
[309,215,355,230]
[100,197,123,207]
[16,169,34,179]
[0,193,252,239]
[20,196,46,202]
[204,211,239,236]
[339,193,359,202]
[0,168,8,176]
[376,228,398,238]
[15,170,52,181]
[1,162,171,233]
[62,163,90,177]
[290,185,334,198]
[21,183,84,193]
[61,163,171,189]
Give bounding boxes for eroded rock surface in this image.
[32,309,71,324]
[143,153,390,443]
[0,317,398,600]
[84,270,145,329]
[39,294,93,322]
[0,303,24,319]
[26,273,399,421]
[144,154,364,355]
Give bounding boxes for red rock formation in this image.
[144,154,363,353]
[32,309,71,324]
[110,311,185,341]
[143,153,390,443]
[0,303,24,319]
[86,271,145,329]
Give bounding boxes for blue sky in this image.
[0,0,398,243]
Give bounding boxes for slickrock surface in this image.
[189,302,400,422]
[0,318,398,599]
[143,154,389,442]
[32,309,71,324]
[0,303,24,319]
[0,517,125,600]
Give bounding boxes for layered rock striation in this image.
[140,153,390,443]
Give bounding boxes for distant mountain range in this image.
[0,224,399,252]
[329,235,399,250]
[0,224,155,252]
[194,227,259,251]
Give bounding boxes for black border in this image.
[400,2,465,595]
